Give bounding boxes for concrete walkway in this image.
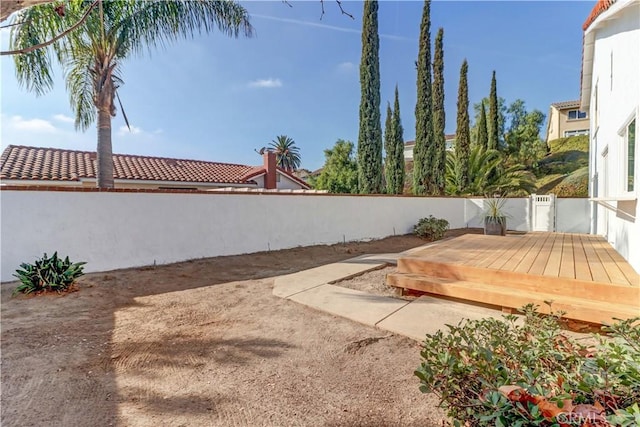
[272,250,504,342]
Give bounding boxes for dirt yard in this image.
[1,231,479,427]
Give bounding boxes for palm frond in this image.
[9,4,68,95]
[115,0,253,59]
[269,135,302,171]
[64,45,95,131]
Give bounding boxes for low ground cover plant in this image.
[13,252,86,295]
[414,216,449,241]
[416,305,640,426]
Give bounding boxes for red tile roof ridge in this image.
[4,144,252,168]
[583,0,616,31]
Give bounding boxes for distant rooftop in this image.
[0,145,310,189]
[551,100,581,110]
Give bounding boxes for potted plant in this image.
[484,197,508,236]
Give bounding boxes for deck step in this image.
[387,273,640,324]
[396,258,640,306]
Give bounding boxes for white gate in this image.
[531,194,556,232]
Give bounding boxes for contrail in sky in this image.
[252,14,412,42]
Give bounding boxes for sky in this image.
[0,1,595,171]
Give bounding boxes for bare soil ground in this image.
[1,232,479,427]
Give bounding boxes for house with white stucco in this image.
[581,0,640,273]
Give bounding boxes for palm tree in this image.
[269,135,301,171]
[9,0,253,188]
[446,144,536,196]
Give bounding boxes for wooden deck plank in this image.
[387,273,640,324]
[408,235,474,259]
[528,233,557,275]
[468,235,529,268]
[598,239,640,285]
[543,233,564,277]
[587,235,631,286]
[572,234,594,282]
[580,234,611,283]
[559,233,576,279]
[500,234,539,272]
[514,233,552,274]
[485,234,534,270]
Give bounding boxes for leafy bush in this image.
[415,305,640,427]
[551,167,589,197]
[413,216,449,241]
[13,252,86,295]
[548,135,589,153]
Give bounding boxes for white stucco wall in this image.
[0,190,594,281]
[586,0,640,273]
[556,198,591,233]
[0,191,465,281]
[465,198,531,231]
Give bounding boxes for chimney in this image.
[263,150,277,189]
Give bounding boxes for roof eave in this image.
[580,31,595,110]
[581,0,636,110]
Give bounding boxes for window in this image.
[567,109,587,120]
[626,119,636,192]
[564,129,589,137]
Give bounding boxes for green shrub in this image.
[415,305,640,426]
[413,216,449,241]
[13,252,86,295]
[551,166,589,197]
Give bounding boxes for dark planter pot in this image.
[484,217,506,236]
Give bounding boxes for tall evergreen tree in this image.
[357,0,383,194]
[455,60,471,192]
[383,85,406,194]
[384,101,395,194]
[488,70,500,150]
[431,27,445,195]
[477,101,489,150]
[413,0,433,195]
[391,86,405,194]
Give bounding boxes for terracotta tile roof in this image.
[1,145,259,185]
[583,0,616,31]
[551,100,581,109]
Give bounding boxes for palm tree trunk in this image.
[96,108,114,188]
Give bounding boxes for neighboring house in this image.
[545,100,590,142]
[403,134,455,161]
[0,145,311,191]
[581,0,639,273]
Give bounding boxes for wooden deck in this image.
[387,233,640,324]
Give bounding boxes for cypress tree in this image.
[392,85,405,194]
[455,59,470,191]
[384,101,395,194]
[488,70,499,150]
[357,0,383,194]
[413,0,433,196]
[477,101,488,150]
[432,27,445,195]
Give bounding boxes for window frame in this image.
[567,109,588,120]
[618,109,638,195]
[625,119,636,193]
[563,129,589,138]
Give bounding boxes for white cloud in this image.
[0,114,90,152]
[337,61,356,72]
[247,78,283,89]
[9,115,57,133]
[52,114,75,124]
[117,125,143,136]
